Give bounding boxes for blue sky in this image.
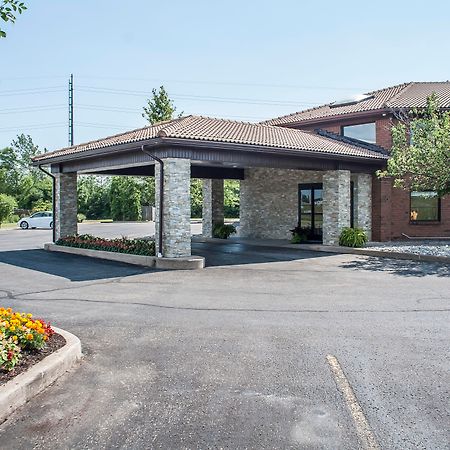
[1,0,449,151]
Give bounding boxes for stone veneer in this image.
[352,173,372,240]
[202,179,224,238]
[239,168,322,240]
[155,158,191,257]
[322,170,351,245]
[54,172,78,240]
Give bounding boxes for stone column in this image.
[353,173,372,240]
[202,179,224,238]
[323,170,351,245]
[54,172,78,240]
[155,158,191,258]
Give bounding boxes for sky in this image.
[1,0,449,151]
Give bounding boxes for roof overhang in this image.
[34,136,387,176]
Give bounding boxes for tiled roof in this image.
[33,115,387,164]
[262,81,450,126]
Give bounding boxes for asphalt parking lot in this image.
[0,223,449,449]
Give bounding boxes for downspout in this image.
[141,145,164,257]
[38,165,56,243]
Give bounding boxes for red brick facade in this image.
[291,113,450,241]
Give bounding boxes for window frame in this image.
[340,122,376,144]
[409,190,441,224]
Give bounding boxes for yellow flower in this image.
[26,333,33,340]
[26,321,33,328]
[9,325,15,331]
[26,313,32,318]
[12,335,18,341]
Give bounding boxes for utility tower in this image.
[68,73,74,146]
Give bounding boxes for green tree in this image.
[78,176,111,219]
[142,86,181,124]
[378,94,450,196]
[110,177,142,221]
[0,0,27,37]
[224,180,240,218]
[0,134,50,209]
[0,193,17,226]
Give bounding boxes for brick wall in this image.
[293,114,450,241]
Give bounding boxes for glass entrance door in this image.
[299,183,323,241]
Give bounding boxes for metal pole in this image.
[68,74,74,146]
[38,165,56,243]
[141,145,164,257]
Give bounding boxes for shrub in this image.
[0,307,55,371]
[289,225,310,244]
[213,223,236,239]
[56,234,156,256]
[32,200,52,212]
[339,227,368,248]
[0,194,17,227]
[8,214,20,223]
[77,213,86,223]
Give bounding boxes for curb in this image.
[192,237,450,264]
[0,327,82,424]
[44,243,205,270]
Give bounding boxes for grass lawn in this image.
[0,222,17,229]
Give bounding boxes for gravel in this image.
[366,240,450,258]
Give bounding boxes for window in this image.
[341,122,376,143]
[410,191,440,222]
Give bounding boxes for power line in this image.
[77,85,320,107]
[0,105,66,114]
[0,123,66,132]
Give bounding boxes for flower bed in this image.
[56,234,155,256]
[1,307,63,380]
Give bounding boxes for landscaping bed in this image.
[366,240,450,258]
[0,333,65,384]
[56,234,155,256]
[1,307,61,382]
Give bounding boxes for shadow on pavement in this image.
[340,256,450,278]
[0,249,152,281]
[192,242,331,267]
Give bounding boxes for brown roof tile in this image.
[34,115,387,164]
[262,81,450,126]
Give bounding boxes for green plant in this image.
[0,193,17,227]
[77,213,86,223]
[7,214,19,223]
[32,199,52,212]
[0,336,21,371]
[213,223,236,239]
[289,225,310,243]
[339,227,368,248]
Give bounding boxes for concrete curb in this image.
[44,243,205,270]
[0,327,82,424]
[192,237,450,264]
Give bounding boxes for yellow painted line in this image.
[326,354,380,450]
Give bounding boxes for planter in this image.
[44,243,205,270]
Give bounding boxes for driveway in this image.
[0,223,449,449]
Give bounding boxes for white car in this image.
[18,211,53,229]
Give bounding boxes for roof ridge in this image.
[383,82,414,107]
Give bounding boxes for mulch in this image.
[0,333,66,385]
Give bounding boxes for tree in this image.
[142,86,181,124]
[377,94,450,196]
[110,177,142,221]
[0,134,50,209]
[0,0,27,38]
[0,194,17,227]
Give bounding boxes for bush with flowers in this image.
[0,307,55,372]
[56,234,155,256]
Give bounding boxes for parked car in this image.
[18,211,53,229]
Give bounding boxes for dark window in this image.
[410,191,440,222]
[341,122,376,143]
